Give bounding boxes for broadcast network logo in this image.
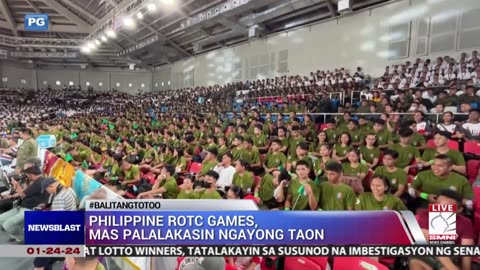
[428,204,457,245]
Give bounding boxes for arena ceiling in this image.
[0,0,392,68]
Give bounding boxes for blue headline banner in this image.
[25,211,85,245]
[85,211,412,245]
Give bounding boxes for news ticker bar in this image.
[85,245,480,257]
[0,245,85,257]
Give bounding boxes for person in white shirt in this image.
[213,152,236,191]
[443,68,456,81]
[468,50,478,63]
[458,66,471,80]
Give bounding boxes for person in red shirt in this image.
[409,189,475,270]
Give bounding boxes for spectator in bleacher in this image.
[214,152,236,192]
[15,128,38,173]
[458,108,480,141]
[263,139,287,174]
[374,149,407,198]
[341,148,367,194]
[137,164,177,199]
[198,148,218,179]
[0,164,48,243]
[412,155,473,211]
[318,161,355,211]
[177,177,197,199]
[333,132,352,163]
[283,160,319,211]
[286,142,312,173]
[256,170,290,210]
[197,170,222,199]
[435,111,457,135]
[421,131,466,175]
[226,185,245,200]
[388,128,421,171]
[232,159,254,194]
[359,133,380,169]
[372,119,393,149]
[405,120,428,150]
[409,189,474,270]
[355,175,406,211]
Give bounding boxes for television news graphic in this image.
[0,245,85,257]
[428,204,457,244]
[84,245,480,257]
[24,14,49,31]
[25,211,85,245]
[84,207,425,246]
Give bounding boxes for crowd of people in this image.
[0,52,479,270]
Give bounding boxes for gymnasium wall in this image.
[0,61,152,94]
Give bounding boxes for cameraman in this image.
[0,163,49,243]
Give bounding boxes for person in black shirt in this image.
[0,164,48,243]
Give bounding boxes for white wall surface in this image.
[162,0,480,87]
[152,66,172,91]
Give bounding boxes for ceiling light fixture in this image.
[106,29,117,38]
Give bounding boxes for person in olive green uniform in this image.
[255,170,291,209]
[243,139,261,168]
[177,177,198,199]
[276,127,289,153]
[197,170,223,199]
[388,128,421,170]
[374,149,407,198]
[324,119,340,143]
[172,148,188,173]
[198,148,219,178]
[313,144,334,183]
[284,160,320,211]
[252,125,269,153]
[217,137,229,158]
[359,133,380,169]
[347,120,365,147]
[318,162,356,210]
[286,142,313,173]
[138,164,178,199]
[356,175,407,210]
[231,136,248,162]
[264,139,287,174]
[372,119,393,149]
[341,148,368,194]
[412,155,474,210]
[358,116,373,134]
[15,128,38,173]
[115,156,141,195]
[420,131,466,175]
[333,132,352,163]
[232,159,254,193]
[287,126,305,159]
